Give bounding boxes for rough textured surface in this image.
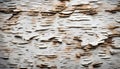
[0,0,120,69]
